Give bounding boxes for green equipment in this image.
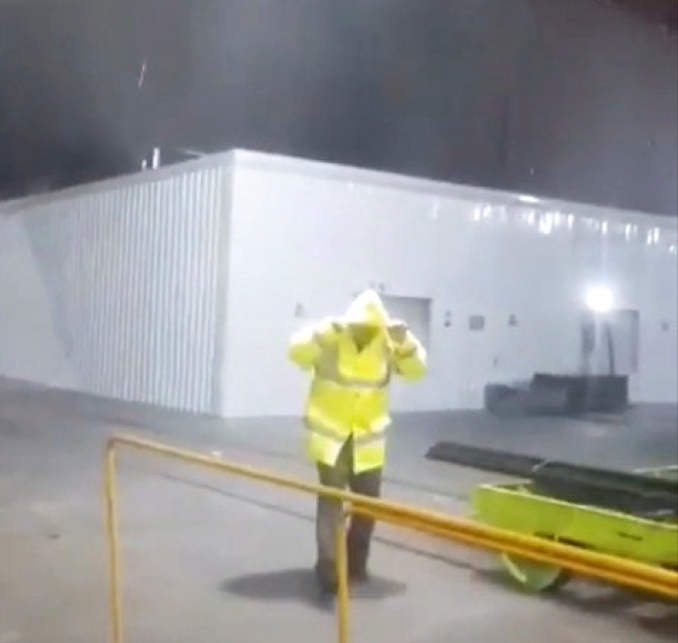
[472,464,678,592]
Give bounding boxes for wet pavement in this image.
[1,381,676,643]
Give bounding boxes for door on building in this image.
[580,309,639,377]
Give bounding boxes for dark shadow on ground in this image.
[221,567,407,608]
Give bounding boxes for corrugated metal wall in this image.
[0,163,231,414]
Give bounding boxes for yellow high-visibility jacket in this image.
[288,291,427,473]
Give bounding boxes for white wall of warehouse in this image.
[0,159,232,414]
[223,152,678,417]
[1,150,676,418]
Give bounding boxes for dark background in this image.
[0,0,676,213]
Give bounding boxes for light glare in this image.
[585,286,614,313]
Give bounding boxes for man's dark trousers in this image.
[314,437,382,593]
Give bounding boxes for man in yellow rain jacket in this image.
[288,290,427,595]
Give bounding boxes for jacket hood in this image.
[343,289,391,328]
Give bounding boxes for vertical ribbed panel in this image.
[3,166,228,413]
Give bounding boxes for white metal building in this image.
[0,150,676,417]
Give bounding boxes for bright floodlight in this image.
[585,286,614,313]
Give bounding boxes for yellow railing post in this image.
[104,441,124,643]
[335,510,351,643]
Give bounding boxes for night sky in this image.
[1,0,676,209]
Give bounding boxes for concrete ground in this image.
[1,382,676,643]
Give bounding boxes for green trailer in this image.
[472,465,678,592]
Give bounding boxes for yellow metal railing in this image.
[104,434,678,643]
